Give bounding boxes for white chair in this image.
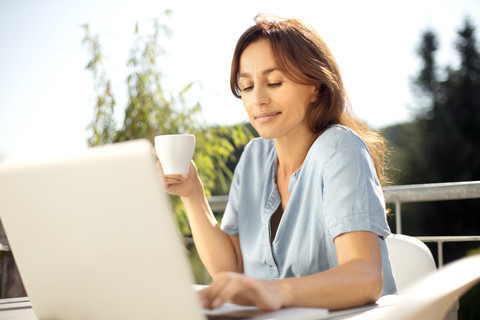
[386,234,459,319]
[386,233,437,294]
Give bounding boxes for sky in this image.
[1,0,480,162]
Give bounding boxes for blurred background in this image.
[0,0,479,162]
[1,0,480,319]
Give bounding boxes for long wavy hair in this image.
[230,14,389,186]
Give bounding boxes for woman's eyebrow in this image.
[239,68,278,78]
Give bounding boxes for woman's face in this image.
[238,39,317,141]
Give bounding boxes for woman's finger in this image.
[205,273,283,311]
[199,273,231,309]
[162,175,188,183]
[200,273,268,309]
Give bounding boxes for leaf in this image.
[81,11,252,236]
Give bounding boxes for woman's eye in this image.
[242,86,254,92]
[268,82,282,87]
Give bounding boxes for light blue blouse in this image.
[220,125,397,295]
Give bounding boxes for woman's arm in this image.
[200,231,383,311]
[158,158,243,276]
[280,231,383,309]
[180,168,244,276]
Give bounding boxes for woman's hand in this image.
[153,148,199,198]
[199,272,290,311]
[200,232,383,311]
[153,149,245,281]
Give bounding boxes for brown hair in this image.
[230,14,389,186]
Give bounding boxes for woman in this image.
[159,14,396,311]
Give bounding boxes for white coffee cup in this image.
[154,134,195,175]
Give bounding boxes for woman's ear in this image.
[310,86,320,103]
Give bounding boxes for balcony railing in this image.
[383,181,480,266]
[1,181,479,297]
[207,180,480,267]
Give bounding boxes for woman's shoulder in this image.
[313,125,364,149]
[321,124,362,142]
[308,125,370,162]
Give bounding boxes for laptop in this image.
[0,140,329,320]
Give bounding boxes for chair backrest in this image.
[386,234,437,294]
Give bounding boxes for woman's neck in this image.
[274,129,317,179]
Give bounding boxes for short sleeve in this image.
[322,130,387,240]
[220,143,248,236]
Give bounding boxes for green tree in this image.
[420,20,480,183]
[82,24,116,147]
[385,19,480,230]
[82,12,252,235]
[413,30,440,117]
[384,18,480,319]
[414,19,480,184]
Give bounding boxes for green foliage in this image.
[81,24,116,147]
[414,31,439,96]
[414,18,480,184]
[385,17,480,190]
[81,11,252,236]
[383,17,480,319]
[466,247,480,256]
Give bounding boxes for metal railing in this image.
[207,180,480,267]
[383,181,480,266]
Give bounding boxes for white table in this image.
[0,296,402,320]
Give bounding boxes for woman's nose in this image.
[252,86,270,106]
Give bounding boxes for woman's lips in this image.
[255,112,281,123]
